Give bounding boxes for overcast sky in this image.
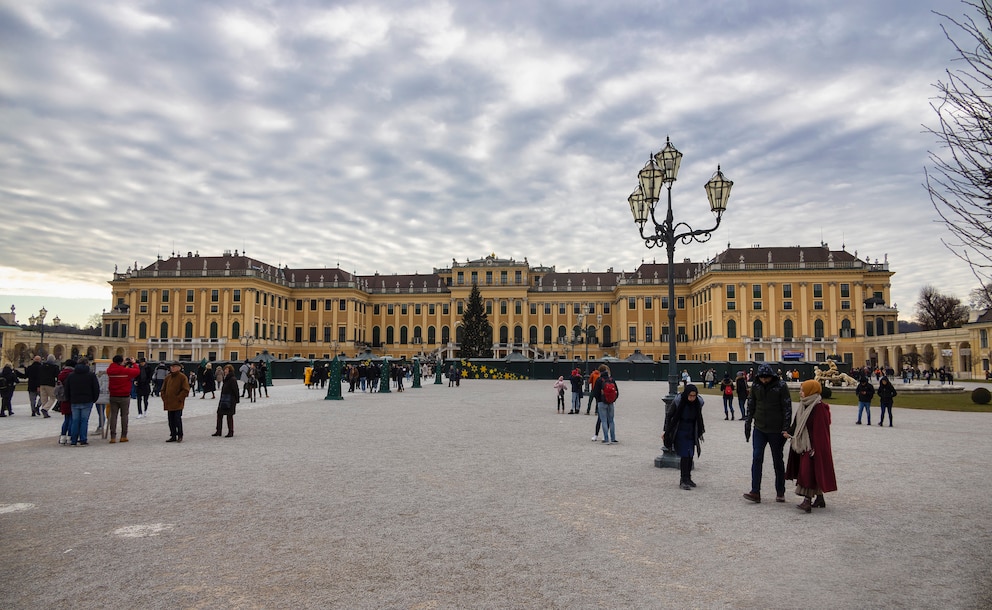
[0,0,981,327]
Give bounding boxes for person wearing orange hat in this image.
[785,379,837,513]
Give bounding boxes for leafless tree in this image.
[915,285,971,329]
[926,1,992,305]
[969,283,992,309]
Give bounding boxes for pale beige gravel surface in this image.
[1,379,990,609]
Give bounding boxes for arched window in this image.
[544,325,552,344]
[160,321,169,339]
[441,326,450,344]
[753,319,763,339]
[529,325,538,344]
[386,326,395,344]
[231,321,240,340]
[727,319,737,339]
[783,319,793,340]
[814,319,825,339]
[875,317,885,336]
[840,319,853,338]
[413,326,422,344]
[372,326,381,346]
[138,321,147,340]
[427,326,436,344]
[455,325,464,343]
[602,326,612,346]
[184,321,194,339]
[500,325,509,343]
[514,325,523,343]
[400,326,409,344]
[558,325,567,340]
[209,321,218,339]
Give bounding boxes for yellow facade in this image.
[98,246,906,367]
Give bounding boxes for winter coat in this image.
[569,371,583,393]
[856,381,875,403]
[747,363,793,434]
[64,363,100,406]
[161,371,190,411]
[786,401,838,494]
[24,361,42,392]
[592,374,619,403]
[38,358,60,387]
[877,377,897,406]
[218,373,240,416]
[107,361,140,397]
[664,392,706,457]
[55,366,73,415]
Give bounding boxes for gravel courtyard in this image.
[1,379,990,609]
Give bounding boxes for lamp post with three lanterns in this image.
[28,307,60,358]
[626,137,733,468]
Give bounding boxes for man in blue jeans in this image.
[742,364,792,504]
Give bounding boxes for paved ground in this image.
[1,379,990,609]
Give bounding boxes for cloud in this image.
[0,0,979,327]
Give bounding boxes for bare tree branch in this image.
[926,1,992,293]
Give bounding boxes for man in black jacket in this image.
[37,355,60,418]
[24,356,43,416]
[742,363,793,504]
[64,358,100,446]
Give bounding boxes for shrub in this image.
[821,386,832,400]
[971,387,991,405]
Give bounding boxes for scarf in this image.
[790,393,820,455]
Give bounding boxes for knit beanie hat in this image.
[800,379,822,396]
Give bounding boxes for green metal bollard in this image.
[412,357,422,389]
[325,356,343,401]
[434,361,443,385]
[378,357,391,393]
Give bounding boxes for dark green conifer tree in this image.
[460,284,493,358]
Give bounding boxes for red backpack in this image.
[602,377,618,403]
[723,383,734,397]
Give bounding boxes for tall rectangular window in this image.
[187,290,195,302]
[752,284,762,299]
[211,290,219,302]
[840,283,850,298]
[628,297,637,310]
[782,284,792,299]
[645,297,653,310]
[628,326,637,342]
[726,285,736,299]
[813,284,823,298]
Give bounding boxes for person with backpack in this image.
[664,383,706,490]
[0,364,23,416]
[719,373,736,420]
[592,364,619,444]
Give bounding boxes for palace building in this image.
[97,245,903,367]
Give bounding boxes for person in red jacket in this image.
[106,355,140,443]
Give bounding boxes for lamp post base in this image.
[655,391,679,468]
[654,446,680,469]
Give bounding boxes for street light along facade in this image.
[627,137,732,469]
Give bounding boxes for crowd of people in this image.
[0,355,264,445]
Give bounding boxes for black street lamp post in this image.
[28,307,59,358]
[627,137,733,468]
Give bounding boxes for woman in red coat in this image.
[785,379,837,513]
